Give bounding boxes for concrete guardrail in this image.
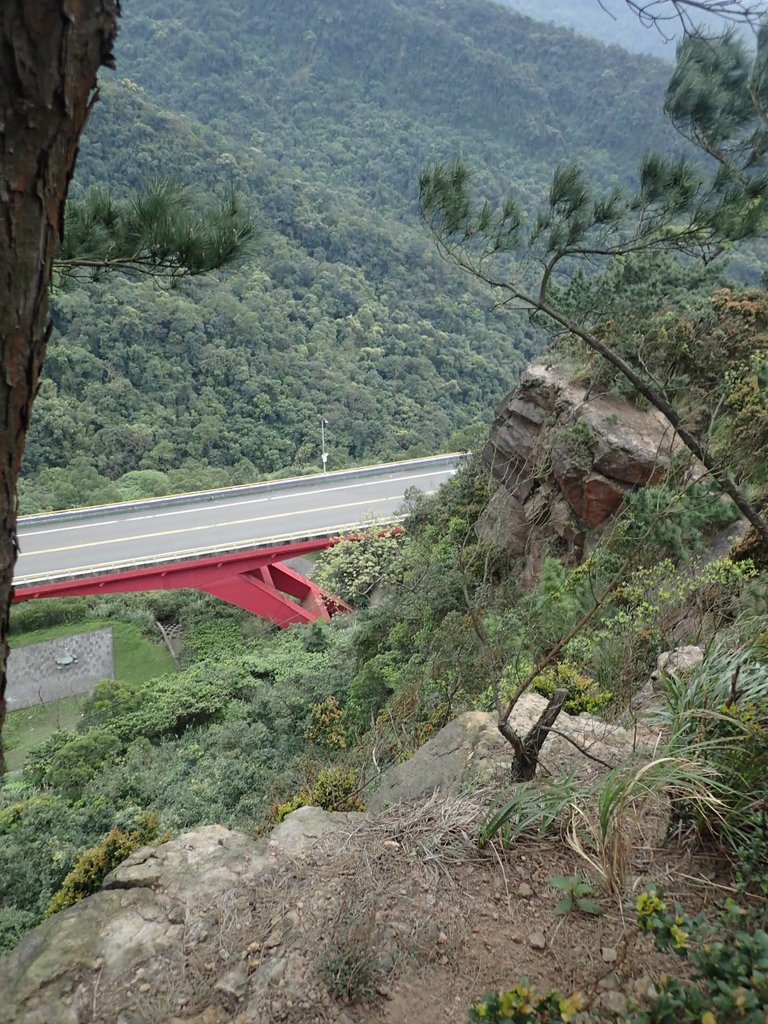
[19,453,467,529]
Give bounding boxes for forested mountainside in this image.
[22,0,677,512]
[4,3,768,1010]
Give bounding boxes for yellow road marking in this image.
[18,454,463,523]
[19,469,452,538]
[14,518,403,585]
[25,496,397,557]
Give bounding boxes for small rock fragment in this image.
[518,883,534,898]
[214,962,249,1002]
[598,972,619,990]
[528,932,546,950]
[631,975,658,1001]
[599,991,627,1015]
[167,904,186,924]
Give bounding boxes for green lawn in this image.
[4,694,89,773]
[5,620,175,772]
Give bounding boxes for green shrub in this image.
[272,766,365,824]
[45,810,162,917]
[272,791,311,824]
[634,887,768,1023]
[45,729,123,800]
[557,421,594,469]
[345,654,398,732]
[522,559,597,657]
[724,349,768,482]
[313,528,404,605]
[468,984,584,1022]
[620,481,740,564]
[10,598,90,635]
[0,791,116,936]
[305,695,347,750]
[0,908,39,955]
[88,601,155,634]
[99,664,240,743]
[22,730,77,787]
[79,678,143,730]
[311,766,365,813]
[564,558,757,701]
[181,617,248,664]
[532,664,611,716]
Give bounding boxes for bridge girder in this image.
[12,540,350,628]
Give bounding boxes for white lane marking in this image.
[19,469,454,538]
[24,494,409,558]
[13,518,405,584]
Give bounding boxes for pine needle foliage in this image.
[56,179,255,281]
[419,25,768,283]
[420,23,768,285]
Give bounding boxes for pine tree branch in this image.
[624,0,765,33]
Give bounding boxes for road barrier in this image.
[19,453,465,528]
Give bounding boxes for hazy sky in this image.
[497,0,762,58]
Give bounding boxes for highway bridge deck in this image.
[15,456,461,585]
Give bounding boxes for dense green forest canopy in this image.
[23,0,683,512]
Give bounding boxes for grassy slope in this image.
[5,621,174,771]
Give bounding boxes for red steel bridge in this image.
[12,456,460,626]
[13,540,350,628]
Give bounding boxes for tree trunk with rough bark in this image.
[499,688,569,781]
[0,1,120,772]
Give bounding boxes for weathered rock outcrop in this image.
[367,695,632,812]
[479,364,682,560]
[0,819,358,1024]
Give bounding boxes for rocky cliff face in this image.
[478,364,682,562]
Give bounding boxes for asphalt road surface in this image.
[15,457,461,584]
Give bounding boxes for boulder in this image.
[268,805,366,856]
[0,826,271,1024]
[632,645,705,715]
[480,363,684,563]
[0,809,372,1024]
[653,645,705,682]
[367,696,633,812]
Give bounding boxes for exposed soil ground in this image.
[95,792,721,1024]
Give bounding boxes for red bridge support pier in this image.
[12,540,351,628]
